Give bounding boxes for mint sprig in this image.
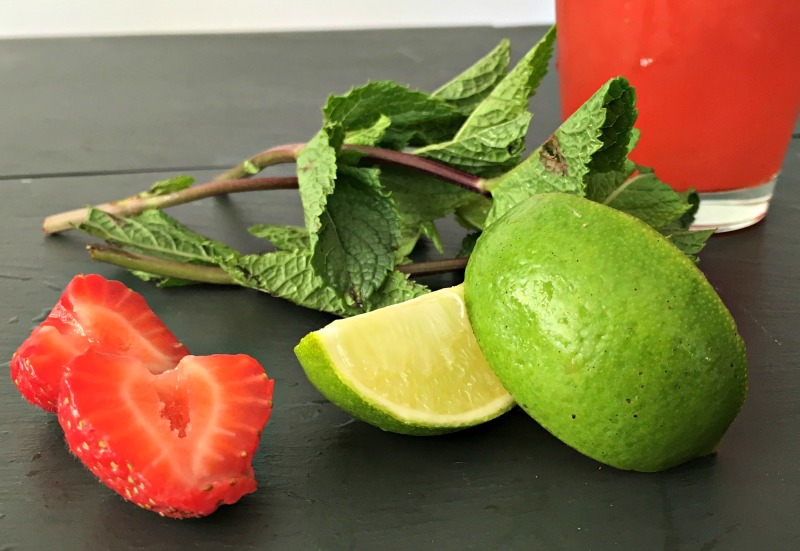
[312,166,400,306]
[417,27,555,177]
[483,76,637,225]
[46,27,713,317]
[432,39,511,113]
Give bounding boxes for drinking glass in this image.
[555,0,800,231]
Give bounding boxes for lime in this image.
[294,285,514,435]
[464,193,748,472]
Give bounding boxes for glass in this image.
[555,0,800,231]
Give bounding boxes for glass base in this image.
[691,177,776,233]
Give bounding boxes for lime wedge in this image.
[294,284,514,435]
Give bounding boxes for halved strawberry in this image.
[58,350,274,518]
[10,274,189,411]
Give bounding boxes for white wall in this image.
[0,1,555,39]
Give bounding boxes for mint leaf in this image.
[140,175,195,197]
[129,271,198,288]
[454,195,493,231]
[587,162,702,232]
[433,39,511,113]
[379,166,475,258]
[414,113,531,177]
[657,191,711,260]
[381,167,475,222]
[296,125,341,249]
[585,160,711,258]
[416,27,556,176]
[242,160,261,175]
[343,114,392,146]
[585,159,637,203]
[365,270,429,311]
[600,173,693,229]
[459,27,554,132]
[484,76,636,225]
[419,221,444,253]
[248,224,309,251]
[312,167,399,306]
[675,189,701,228]
[322,81,463,147]
[661,228,715,261]
[222,250,351,315]
[221,250,427,317]
[457,232,481,258]
[79,208,235,265]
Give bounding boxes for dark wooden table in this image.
[1,27,798,551]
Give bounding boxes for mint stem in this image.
[87,244,237,285]
[212,143,306,182]
[43,176,299,235]
[214,142,488,194]
[397,257,469,276]
[44,143,487,234]
[87,243,469,283]
[345,145,488,195]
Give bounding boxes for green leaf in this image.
[312,167,400,306]
[416,27,556,176]
[381,167,475,224]
[433,39,511,113]
[248,224,309,251]
[600,173,694,229]
[457,231,481,258]
[587,161,701,233]
[380,166,476,256]
[365,270,430,312]
[585,159,710,258]
[220,250,427,317]
[395,224,422,264]
[675,189,701,228]
[484,76,637,225]
[585,159,637,203]
[657,190,711,260]
[79,208,235,265]
[454,195,493,231]
[242,160,261,175]
[129,271,199,288]
[344,114,392,146]
[458,27,554,134]
[419,221,444,253]
[414,113,531,177]
[322,81,464,147]
[140,175,195,197]
[221,250,352,315]
[661,228,715,261]
[296,125,341,249]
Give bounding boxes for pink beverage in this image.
[555,0,800,230]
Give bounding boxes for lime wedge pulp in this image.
[294,284,514,435]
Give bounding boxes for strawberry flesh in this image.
[10,274,189,412]
[58,350,274,518]
[11,325,85,411]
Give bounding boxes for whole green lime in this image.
[464,193,748,472]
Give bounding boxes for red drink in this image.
[555,0,800,194]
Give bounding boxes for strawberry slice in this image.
[10,274,189,411]
[58,350,274,518]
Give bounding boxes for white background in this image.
[0,1,556,39]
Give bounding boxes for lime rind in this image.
[465,193,748,471]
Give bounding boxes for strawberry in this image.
[10,274,189,411]
[58,350,274,518]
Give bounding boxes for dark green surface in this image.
[0,27,562,178]
[1,27,799,550]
